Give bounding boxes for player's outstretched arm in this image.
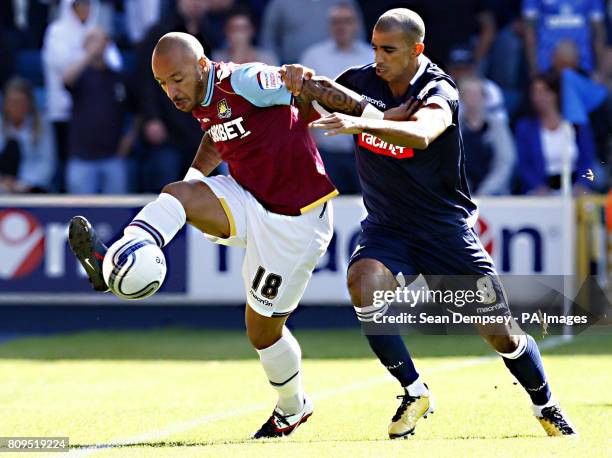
[310,104,451,150]
[280,64,420,124]
[298,76,370,117]
[184,133,222,180]
[280,64,375,121]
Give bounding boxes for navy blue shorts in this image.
[349,221,510,317]
[349,221,496,277]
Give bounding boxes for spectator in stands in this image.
[63,28,131,194]
[484,0,526,118]
[0,0,50,48]
[300,2,372,194]
[260,0,364,64]
[523,0,607,75]
[515,72,595,195]
[0,77,56,193]
[447,45,509,121]
[42,0,113,191]
[125,0,162,45]
[459,77,515,196]
[551,40,583,74]
[212,9,278,65]
[236,0,271,32]
[550,39,610,191]
[205,0,239,51]
[0,1,50,88]
[134,0,216,192]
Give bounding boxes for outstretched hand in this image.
[309,113,364,136]
[279,64,315,96]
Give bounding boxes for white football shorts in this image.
[196,174,334,317]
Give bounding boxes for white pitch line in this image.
[57,336,568,457]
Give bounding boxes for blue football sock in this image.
[365,334,420,386]
[355,304,419,387]
[500,334,551,406]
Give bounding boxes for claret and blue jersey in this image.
[191,61,338,216]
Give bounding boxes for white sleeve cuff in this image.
[183,167,205,181]
[361,103,384,120]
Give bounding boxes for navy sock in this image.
[355,304,419,386]
[365,334,420,386]
[501,334,551,405]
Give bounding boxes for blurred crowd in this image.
[0,0,611,196]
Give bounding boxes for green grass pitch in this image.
[0,328,610,457]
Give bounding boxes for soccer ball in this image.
[102,237,166,300]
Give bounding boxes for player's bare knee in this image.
[347,267,379,307]
[161,181,193,207]
[348,260,395,308]
[347,268,365,307]
[247,327,282,350]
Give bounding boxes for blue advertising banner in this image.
[0,202,186,298]
[0,195,574,305]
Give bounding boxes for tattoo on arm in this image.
[297,76,368,117]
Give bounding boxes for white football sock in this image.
[124,193,186,247]
[532,397,558,416]
[257,327,304,415]
[406,377,429,397]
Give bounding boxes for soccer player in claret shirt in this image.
[283,8,577,439]
[68,32,395,439]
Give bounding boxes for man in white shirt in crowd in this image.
[300,2,372,194]
[446,45,509,122]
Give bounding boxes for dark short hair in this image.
[374,8,425,44]
[532,71,562,111]
[225,6,255,23]
[533,71,561,96]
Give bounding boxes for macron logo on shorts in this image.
[358,133,414,159]
[257,71,282,90]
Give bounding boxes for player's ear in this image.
[198,57,209,73]
[414,43,425,58]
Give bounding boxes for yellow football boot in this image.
[388,386,434,439]
[534,403,578,436]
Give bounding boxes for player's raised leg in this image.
[477,321,577,436]
[347,259,433,439]
[246,305,313,438]
[69,180,230,293]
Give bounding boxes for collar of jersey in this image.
[200,66,216,107]
[410,54,430,85]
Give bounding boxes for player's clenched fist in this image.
[280,64,315,96]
